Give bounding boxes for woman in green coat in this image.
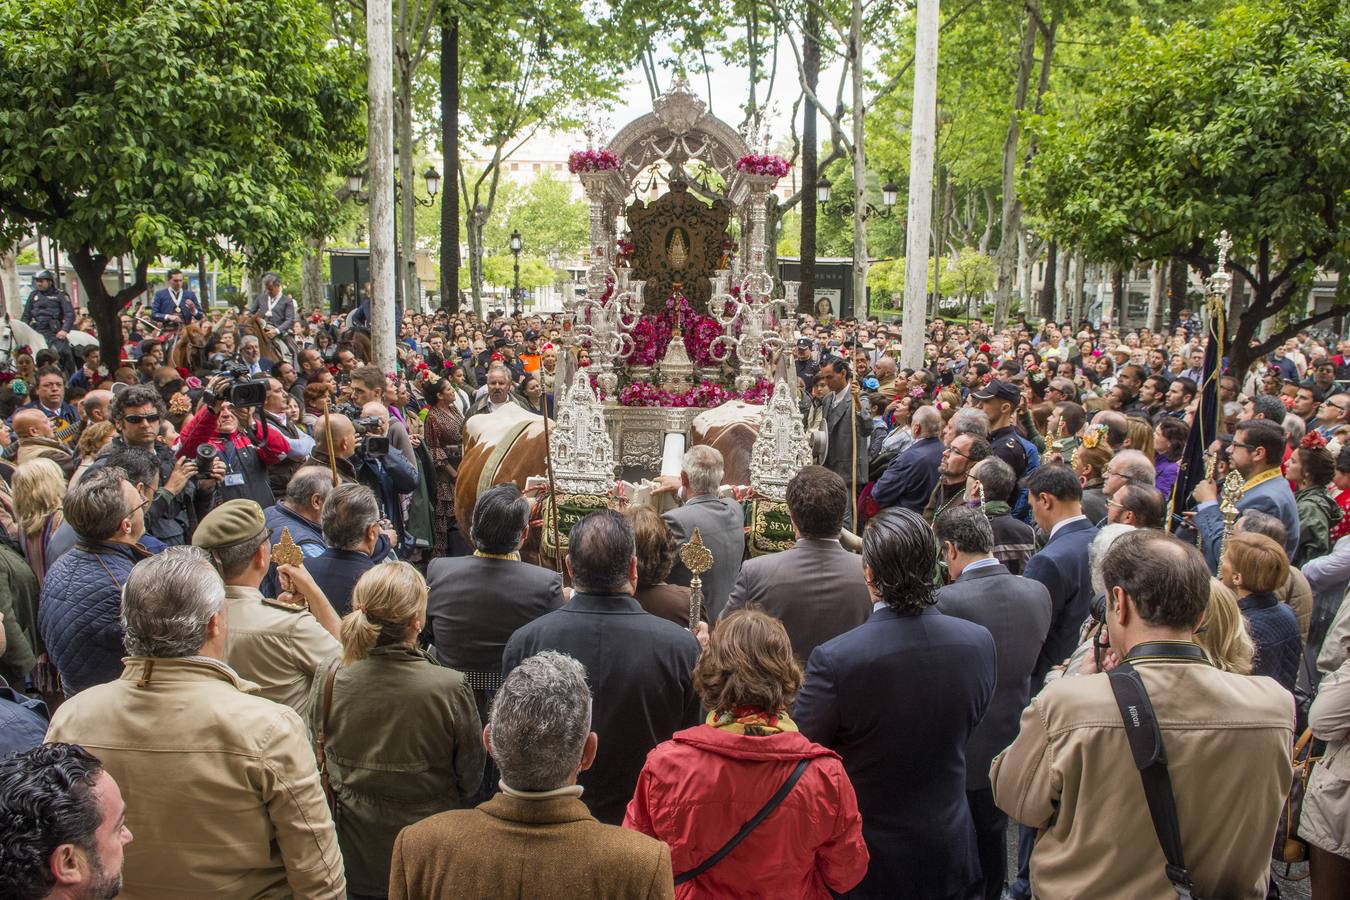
[1288,436,1343,567]
[310,562,485,900]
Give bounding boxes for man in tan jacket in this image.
[389,650,673,899]
[192,498,341,719]
[13,407,75,478]
[991,530,1293,899]
[46,546,346,899]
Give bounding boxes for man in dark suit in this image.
[306,483,383,617]
[934,507,1052,900]
[1194,419,1300,569]
[872,405,945,513]
[796,508,996,900]
[502,510,700,826]
[246,272,297,338]
[660,445,745,621]
[722,466,872,662]
[816,357,871,529]
[1022,464,1100,679]
[426,485,563,712]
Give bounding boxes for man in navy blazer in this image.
[1022,464,1100,679]
[872,405,945,513]
[1194,419,1300,569]
[796,508,995,900]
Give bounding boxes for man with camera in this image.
[991,530,1294,898]
[176,374,291,510]
[352,401,418,549]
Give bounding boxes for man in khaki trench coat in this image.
[46,546,346,899]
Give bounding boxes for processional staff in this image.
[679,528,714,635]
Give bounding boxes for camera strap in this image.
[1108,645,1210,900]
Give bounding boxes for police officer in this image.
[971,379,1030,501]
[21,270,75,371]
[794,337,819,386]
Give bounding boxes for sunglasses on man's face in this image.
[123,413,161,425]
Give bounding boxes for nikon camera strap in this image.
[1108,645,1210,900]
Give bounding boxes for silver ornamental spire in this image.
[550,371,616,495]
[750,376,814,502]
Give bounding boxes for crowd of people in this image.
[1,269,1350,899]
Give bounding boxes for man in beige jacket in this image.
[192,498,341,719]
[992,529,1293,899]
[46,546,346,899]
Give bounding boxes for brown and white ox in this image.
[453,400,766,536]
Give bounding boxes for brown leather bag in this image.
[314,658,341,819]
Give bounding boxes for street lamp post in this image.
[816,180,901,218]
[509,229,523,316]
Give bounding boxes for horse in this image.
[452,399,768,553]
[165,320,212,375]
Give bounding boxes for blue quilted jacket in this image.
[38,541,151,696]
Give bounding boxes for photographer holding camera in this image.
[176,374,290,510]
[352,401,418,551]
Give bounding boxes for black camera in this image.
[212,362,268,407]
[351,416,383,435]
[363,435,390,457]
[195,443,217,472]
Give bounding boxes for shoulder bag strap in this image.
[1108,663,1199,899]
[315,658,341,808]
[673,757,811,886]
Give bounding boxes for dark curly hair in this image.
[0,743,106,900]
[862,508,937,615]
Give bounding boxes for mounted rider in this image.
[20,269,75,371]
[149,268,203,330]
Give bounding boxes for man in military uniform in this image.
[972,379,1030,504]
[20,270,75,371]
[191,499,342,719]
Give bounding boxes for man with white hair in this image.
[468,364,529,417]
[873,405,946,512]
[388,651,674,898]
[237,334,273,376]
[660,445,745,621]
[46,547,346,898]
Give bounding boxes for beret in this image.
[192,499,268,550]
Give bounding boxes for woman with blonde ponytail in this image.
[309,562,485,899]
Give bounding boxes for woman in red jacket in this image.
[624,609,868,898]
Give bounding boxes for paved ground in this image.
[1003,823,1313,898]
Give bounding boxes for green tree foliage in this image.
[1024,0,1349,371]
[0,0,365,361]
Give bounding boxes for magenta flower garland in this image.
[735,153,791,179]
[568,149,620,173]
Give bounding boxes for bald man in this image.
[81,389,114,425]
[306,413,357,483]
[14,408,76,477]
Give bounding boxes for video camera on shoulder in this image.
[352,416,389,457]
[207,356,268,407]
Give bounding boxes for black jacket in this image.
[425,556,563,675]
[22,288,75,338]
[502,592,701,825]
[795,606,996,899]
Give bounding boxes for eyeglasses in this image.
[945,446,972,460]
[1105,498,1126,510]
[1324,402,1349,413]
[1230,441,1254,451]
[123,413,161,425]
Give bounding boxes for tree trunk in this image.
[1039,240,1057,321]
[849,0,868,316]
[69,244,147,366]
[440,15,459,312]
[1167,255,1189,331]
[467,206,486,317]
[301,238,324,312]
[901,0,939,366]
[993,10,1036,330]
[368,0,397,374]
[0,247,19,317]
[1145,260,1163,332]
[931,161,946,317]
[398,70,419,312]
[798,3,819,314]
[1110,266,1125,327]
[1053,245,1068,321]
[1070,248,1086,327]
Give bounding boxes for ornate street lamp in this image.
[510,229,523,315]
[816,178,901,218]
